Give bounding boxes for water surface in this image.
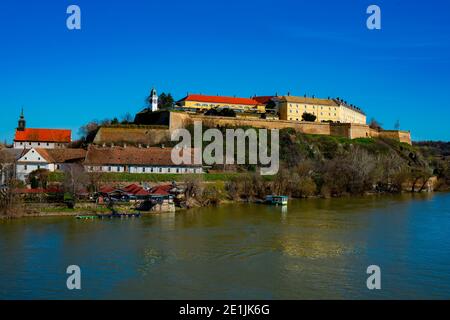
[1,193,450,299]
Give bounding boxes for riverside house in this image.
[16,148,87,181]
[84,145,203,174]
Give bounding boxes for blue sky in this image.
[0,0,449,141]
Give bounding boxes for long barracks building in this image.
[176,94,266,114]
[273,95,366,124]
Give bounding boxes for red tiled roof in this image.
[99,186,116,194]
[253,96,274,104]
[33,148,86,163]
[15,128,71,143]
[122,184,150,196]
[149,184,173,195]
[178,94,264,106]
[123,184,141,193]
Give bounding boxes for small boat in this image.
[97,212,141,219]
[265,195,288,206]
[76,215,98,220]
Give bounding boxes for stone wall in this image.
[187,114,332,135]
[94,126,171,147]
[379,130,412,145]
[167,112,412,145]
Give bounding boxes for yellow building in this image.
[276,95,366,124]
[176,94,266,113]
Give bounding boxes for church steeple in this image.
[17,108,26,131]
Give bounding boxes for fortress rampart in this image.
[169,112,412,145]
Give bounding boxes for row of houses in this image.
[1,145,203,182]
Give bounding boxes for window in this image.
[24,165,28,170]
[143,167,146,173]
[47,143,49,146]
[117,166,120,172]
[108,167,112,172]
[38,143,41,146]
[20,142,23,145]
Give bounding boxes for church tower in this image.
[17,108,26,131]
[150,88,158,112]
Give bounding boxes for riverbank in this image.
[2,189,449,220]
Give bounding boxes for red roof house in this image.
[177,94,265,107]
[14,128,72,144]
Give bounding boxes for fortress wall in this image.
[380,130,412,145]
[187,114,332,135]
[330,123,351,138]
[168,113,412,144]
[94,127,171,146]
[369,128,380,138]
[169,112,192,131]
[348,123,373,139]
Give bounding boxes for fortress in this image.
[92,91,412,146]
[95,110,411,146]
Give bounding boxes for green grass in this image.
[40,206,110,213]
[353,137,376,145]
[48,172,64,182]
[48,172,276,183]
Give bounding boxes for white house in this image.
[15,148,86,181]
[13,110,72,149]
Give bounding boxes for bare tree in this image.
[369,118,383,130]
[183,175,203,201]
[322,147,376,195]
[0,151,21,217]
[88,172,105,193]
[62,164,89,207]
[121,112,134,124]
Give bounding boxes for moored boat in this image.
[265,195,288,206]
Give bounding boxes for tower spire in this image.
[150,87,158,112]
[17,108,26,131]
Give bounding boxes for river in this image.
[1,193,450,299]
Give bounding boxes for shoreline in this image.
[2,190,447,220]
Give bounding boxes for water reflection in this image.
[1,193,449,299]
